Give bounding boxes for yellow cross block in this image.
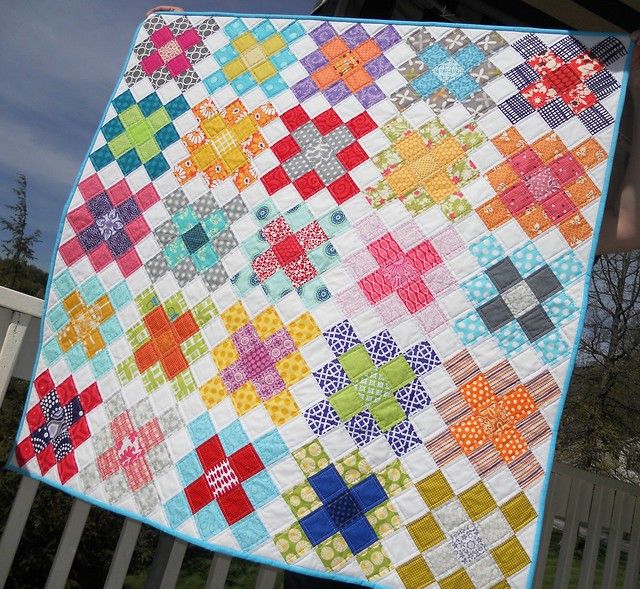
[58,291,114,358]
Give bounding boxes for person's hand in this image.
[629,30,640,108]
[146,5,184,16]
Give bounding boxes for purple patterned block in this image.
[385,420,422,456]
[395,380,430,416]
[264,329,295,362]
[313,359,350,395]
[232,324,261,354]
[365,55,394,78]
[404,341,440,375]
[87,193,112,218]
[364,330,400,367]
[300,50,327,74]
[304,400,340,436]
[79,225,103,251]
[253,369,286,401]
[117,199,141,223]
[309,22,336,46]
[221,363,247,393]
[345,411,380,446]
[373,25,401,51]
[325,81,351,105]
[107,232,132,256]
[292,77,318,102]
[241,345,273,379]
[324,320,361,356]
[343,24,369,49]
[357,84,385,108]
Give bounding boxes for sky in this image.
[0,0,315,271]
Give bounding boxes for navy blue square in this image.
[117,199,141,223]
[505,64,539,90]
[590,36,627,67]
[341,516,377,554]
[511,34,547,59]
[579,103,614,134]
[299,507,336,546]
[351,475,388,512]
[586,71,619,100]
[549,36,586,61]
[107,230,133,256]
[182,224,208,254]
[326,493,361,530]
[498,94,534,124]
[79,224,103,251]
[539,98,574,128]
[139,93,163,116]
[87,193,112,218]
[308,465,348,502]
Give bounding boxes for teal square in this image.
[224,18,248,39]
[91,349,113,378]
[165,492,191,528]
[42,338,62,364]
[202,210,228,238]
[318,209,349,238]
[307,244,339,274]
[52,270,76,298]
[242,232,269,259]
[253,200,279,226]
[204,70,227,93]
[79,276,105,304]
[145,153,169,180]
[66,344,87,370]
[243,471,278,508]
[176,451,204,486]
[231,72,257,95]
[271,48,296,70]
[281,22,305,42]
[164,239,189,267]
[90,145,115,170]
[469,235,505,268]
[230,267,256,296]
[263,270,293,302]
[549,251,583,287]
[284,203,314,231]
[462,274,499,305]
[420,44,450,68]
[253,20,276,41]
[543,292,578,325]
[118,149,142,175]
[296,277,330,308]
[214,44,239,66]
[231,513,269,551]
[192,243,219,272]
[109,282,132,310]
[453,310,490,346]
[412,72,443,96]
[512,242,545,277]
[495,321,528,358]
[253,429,288,466]
[534,329,570,364]
[48,304,69,330]
[261,73,287,98]
[100,315,124,344]
[187,413,216,446]
[194,502,226,539]
[447,74,479,100]
[219,420,249,455]
[455,44,486,70]
[173,207,199,233]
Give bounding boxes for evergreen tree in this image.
[0,174,41,289]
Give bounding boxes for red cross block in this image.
[143,26,202,77]
[96,411,164,492]
[133,305,199,380]
[523,50,602,114]
[16,370,102,483]
[184,435,265,524]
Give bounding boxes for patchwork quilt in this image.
[7,11,632,589]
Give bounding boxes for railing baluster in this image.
[144,534,187,589]
[622,496,640,589]
[103,518,142,589]
[0,310,31,407]
[0,476,40,589]
[577,483,610,587]
[601,491,631,588]
[204,554,232,589]
[44,498,91,589]
[254,565,278,589]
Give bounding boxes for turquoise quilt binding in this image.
[4,10,633,589]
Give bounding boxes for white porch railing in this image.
[0,284,639,589]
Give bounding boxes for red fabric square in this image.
[500,183,535,215]
[197,435,227,470]
[167,54,191,76]
[34,370,55,398]
[283,256,317,288]
[141,51,165,75]
[544,64,580,94]
[541,191,577,223]
[116,249,142,277]
[550,153,584,184]
[228,444,264,482]
[522,80,556,109]
[135,183,160,210]
[60,237,85,266]
[78,174,104,200]
[125,216,150,244]
[407,241,442,273]
[314,109,342,135]
[217,486,254,524]
[253,249,279,281]
[185,475,214,513]
[68,205,94,232]
[272,136,301,163]
[88,243,114,272]
[367,233,403,266]
[177,28,201,50]
[70,416,91,447]
[337,142,368,170]
[57,376,78,405]
[144,306,171,335]
[15,437,35,466]
[294,170,324,199]
[150,26,174,48]
[57,452,79,484]
[328,174,358,203]
[296,221,327,250]
[568,54,603,81]
[346,112,377,138]
[97,448,120,479]
[161,346,188,379]
[36,445,56,475]
[79,383,102,413]
[281,105,310,132]
[509,149,542,177]
[174,312,199,341]
[359,269,394,304]
[107,179,133,205]
[528,50,563,76]
[561,83,597,114]
[134,341,159,373]
[397,279,433,313]
[262,166,291,195]
[26,404,45,432]
[263,217,293,245]
[273,235,304,266]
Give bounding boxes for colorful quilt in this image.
[7,11,632,588]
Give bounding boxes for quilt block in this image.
[7,10,632,589]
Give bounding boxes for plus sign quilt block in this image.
[8,11,631,589]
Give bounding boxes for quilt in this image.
[6,10,632,589]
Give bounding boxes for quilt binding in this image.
[3,10,633,589]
